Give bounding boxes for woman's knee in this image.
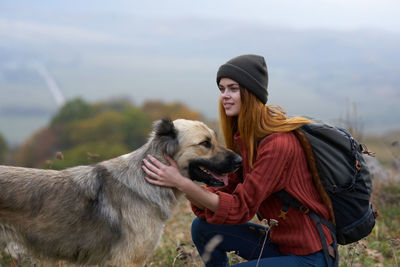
[191,217,206,240]
[191,217,220,246]
[191,216,203,229]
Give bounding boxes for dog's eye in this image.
[199,140,212,149]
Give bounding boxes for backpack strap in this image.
[274,190,310,220]
[308,210,338,267]
[293,129,336,224]
[274,190,338,267]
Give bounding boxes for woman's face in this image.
[219,78,241,117]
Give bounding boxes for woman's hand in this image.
[142,154,220,212]
[142,154,187,189]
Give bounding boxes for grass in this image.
[1,167,400,267]
[146,200,202,267]
[1,180,399,267]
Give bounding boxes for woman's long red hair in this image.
[219,88,312,168]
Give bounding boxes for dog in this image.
[0,118,242,266]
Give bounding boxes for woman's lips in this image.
[223,103,234,109]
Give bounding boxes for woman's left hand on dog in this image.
[142,154,220,212]
[142,154,186,188]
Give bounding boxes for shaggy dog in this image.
[0,118,242,266]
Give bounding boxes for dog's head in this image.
[152,118,242,187]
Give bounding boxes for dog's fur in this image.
[0,118,242,266]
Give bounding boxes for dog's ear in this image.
[153,118,179,156]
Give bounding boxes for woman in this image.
[142,54,335,266]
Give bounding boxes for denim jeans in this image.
[191,217,335,267]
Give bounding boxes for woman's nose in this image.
[221,89,230,98]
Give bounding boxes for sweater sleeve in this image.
[202,133,295,225]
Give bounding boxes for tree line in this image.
[0,98,206,169]
[0,133,7,164]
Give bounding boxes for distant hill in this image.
[0,17,399,145]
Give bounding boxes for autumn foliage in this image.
[0,133,7,164]
[13,98,204,169]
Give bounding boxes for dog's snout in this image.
[233,154,242,167]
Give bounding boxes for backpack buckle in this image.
[300,205,310,214]
[278,210,288,220]
[355,160,361,170]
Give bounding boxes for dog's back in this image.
[0,165,125,265]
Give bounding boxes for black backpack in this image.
[273,121,376,267]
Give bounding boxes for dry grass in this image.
[1,178,399,267]
[145,200,202,267]
[1,163,400,266]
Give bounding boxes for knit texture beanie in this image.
[216,54,268,104]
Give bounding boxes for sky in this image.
[136,0,400,32]
[1,0,399,32]
[0,0,399,144]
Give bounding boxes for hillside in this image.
[1,19,399,144]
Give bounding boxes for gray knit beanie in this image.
[216,54,268,104]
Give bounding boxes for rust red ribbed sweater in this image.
[191,131,333,255]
